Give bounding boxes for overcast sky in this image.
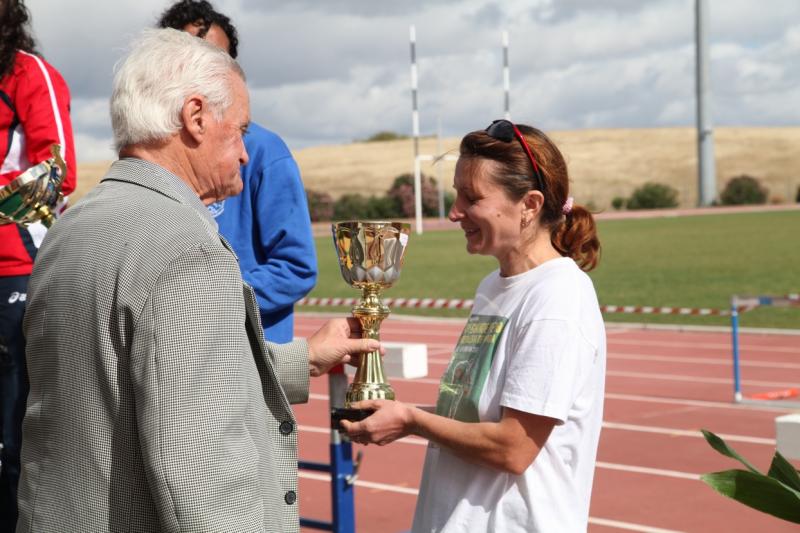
[27,0,800,162]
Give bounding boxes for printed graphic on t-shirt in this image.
[436,314,507,423]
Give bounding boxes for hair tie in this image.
[562,196,574,215]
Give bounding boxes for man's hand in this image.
[307,317,381,377]
[340,400,416,446]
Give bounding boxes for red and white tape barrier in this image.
[299,297,474,309]
[299,293,798,315]
[298,298,748,315]
[598,305,733,316]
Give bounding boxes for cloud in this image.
[74,133,116,163]
[22,0,800,161]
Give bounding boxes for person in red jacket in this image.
[0,1,76,528]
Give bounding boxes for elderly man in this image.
[158,0,317,345]
[16,29,375,533]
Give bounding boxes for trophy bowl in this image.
[0,144,66,228]
[331,220,410,425]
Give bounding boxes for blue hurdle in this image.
[299,368,358,532]
[731,293,800,406]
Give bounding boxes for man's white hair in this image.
[110,28,245,151]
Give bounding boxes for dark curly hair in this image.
[157,0,239,58]
[0,0,38,79]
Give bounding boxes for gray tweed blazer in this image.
[18,158,310,533]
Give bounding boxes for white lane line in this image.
[607,369,797,388]
[300,472,686,533]
[605,392,794,412]
[297,323,798,354]
[392,371,799,389]
[300,422,774,448]
[300,459,699,490]
[309,391,795,413]
[601,421,775,445]
[299,424,428,446]
[304,461,700,493]
[299,425,328,434]
[588,517,685,533]
[299,471,420,495]
[595,461,699,481]
[609,338,799,354]
[608,352,800,369]
[429,353,800,369]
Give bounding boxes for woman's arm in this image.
[341,400,556,475]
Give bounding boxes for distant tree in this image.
[626,182,679,210]
[388,173,439,217]
[359,131,409,143]
[365,195,403,219]
[720,175,768,205]
[333,193,371,221]
[306,189,334,221]
[332,193,403,220]
[443,190,455,216]
[611,196,627,210]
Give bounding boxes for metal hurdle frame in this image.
[298,367,359,532]
[731,293,800,407]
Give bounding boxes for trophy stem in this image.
[344,286,395,405]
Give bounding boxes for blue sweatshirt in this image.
[210,123,317,342]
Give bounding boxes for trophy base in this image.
[331,408,375,430]
[345,382,395,405]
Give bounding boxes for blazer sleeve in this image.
[129,242,264,532]
[243,282,309,404]
[265,338,310,404]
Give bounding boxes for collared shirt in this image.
[104,157,219,234]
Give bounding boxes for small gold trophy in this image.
[0,144,67,228]
[332,220,410,424]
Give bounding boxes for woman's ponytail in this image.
[551,204,600,272]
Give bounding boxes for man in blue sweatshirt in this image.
[159,0,317,342]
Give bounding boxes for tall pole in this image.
[410,25,423,234]
[503,31,510,120]
[695,0,716,206]
[436,116,445,219]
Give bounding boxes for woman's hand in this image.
[340,400,416,446]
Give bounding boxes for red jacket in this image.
[1,50,76,277]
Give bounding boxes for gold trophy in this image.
[331,220,410,424]
[0,144,67,228]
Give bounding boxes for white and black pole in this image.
[695,0,716,206]
[410,25,423,234]
[503,31,510,120]
[436,116,444,219]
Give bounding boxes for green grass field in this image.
[306,210,800,329]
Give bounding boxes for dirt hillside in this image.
[75,127,800,209]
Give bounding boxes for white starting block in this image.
[346,341,428,379]
[776,413,800,460]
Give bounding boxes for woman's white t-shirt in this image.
[411,257,606,533]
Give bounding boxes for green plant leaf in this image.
[701,429,760,474]
[768,451,800,491]
[701,469,800,524]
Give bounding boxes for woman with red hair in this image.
[343,120,605,532]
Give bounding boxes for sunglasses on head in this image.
[485,119,545,192]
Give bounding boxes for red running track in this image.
[293,315,800,533]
